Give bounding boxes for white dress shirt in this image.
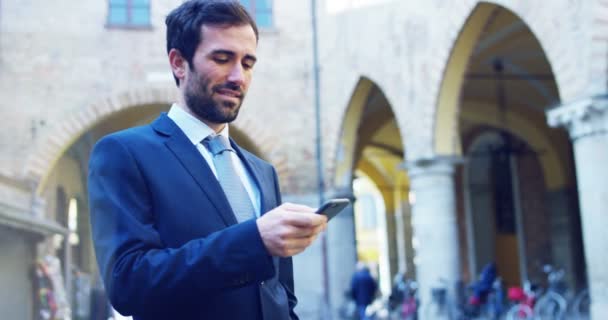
[167,104,261,217]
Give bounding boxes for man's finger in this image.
[281,211,326,227]
[281,202,316,213]
[283,237,314,251]
[278,225,317,239]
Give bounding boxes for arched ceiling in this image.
[462,7,560,113]
[459,6,574,189]
[355,86,404,189]
[334,78,407,191]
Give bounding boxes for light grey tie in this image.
[203,135,256,223]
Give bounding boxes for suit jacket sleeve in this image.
[88,135,275,315]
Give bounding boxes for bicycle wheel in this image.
[505,304,533,320]
[534,291,567,320]
[570,289,590,320]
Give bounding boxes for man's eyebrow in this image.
[210,49,235,56]
[244,54,257,63]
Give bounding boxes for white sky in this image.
[326,0,392,14]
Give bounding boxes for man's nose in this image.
[227,63,245,86]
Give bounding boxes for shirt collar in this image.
[167,103,230,145]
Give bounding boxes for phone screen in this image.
[316,198,350,220]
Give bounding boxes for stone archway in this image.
[333,77,376,189]
[24,87,289,195]
[407,2,589,318]
[330,75,410,310]
[432,0,583,157]
[429,0,587,304]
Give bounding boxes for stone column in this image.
[402,200,416,280]
[384,192,399,291]
[394,180,416,279]
[404,157,461,319]
[547,95,608,320]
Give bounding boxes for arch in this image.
[24,87,288,194]
[333,77,375,188]
[333,76,406,189]
[432,1,580,156]
[434,2,495,156]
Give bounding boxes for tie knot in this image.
[203,135,232,156]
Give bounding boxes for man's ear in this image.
[169,49,188,82]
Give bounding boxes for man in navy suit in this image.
[87,1,327,319]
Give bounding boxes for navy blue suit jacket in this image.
[88,113,298,319]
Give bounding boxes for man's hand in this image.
[256,203,328,257]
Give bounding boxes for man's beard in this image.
[184,70,244,124]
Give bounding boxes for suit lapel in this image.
[153,114,238,226]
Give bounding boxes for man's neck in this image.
[201,119,226,134]
[175,101,226,133]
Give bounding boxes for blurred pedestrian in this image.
[350,261,378,320]
[88,1,327,319]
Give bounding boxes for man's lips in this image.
[215,88,242,99]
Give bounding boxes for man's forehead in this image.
[200,24,256,41]
[198,24,257,54]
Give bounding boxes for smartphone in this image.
[315,198,350,220]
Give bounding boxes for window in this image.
[107,0,151,28]
[240,0,273,28]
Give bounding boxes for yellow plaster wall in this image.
[434,3,495,156]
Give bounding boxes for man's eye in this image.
[213,56,229,63]
[243,60,256,70]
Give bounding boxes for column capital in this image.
[400,155,464,178]
[547,94,608,140]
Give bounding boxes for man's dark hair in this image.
[165,0,259,86]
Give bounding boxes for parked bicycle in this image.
[387,276,418,320]
[505,264,568,320]
[426,286,449,318]
[423,278,465,320]
[533,265,568,319]
[568,288,590,320]
[399,280,418,320]
[505,282,536,320]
